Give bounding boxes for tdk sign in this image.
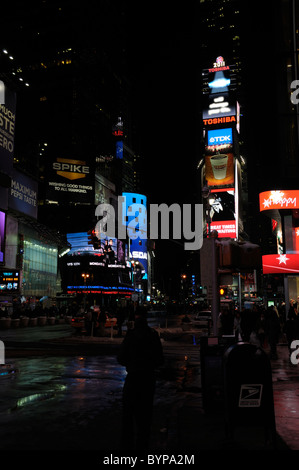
[208,128,233,146]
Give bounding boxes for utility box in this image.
[223,342,276,446]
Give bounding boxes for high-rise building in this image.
[197,0,299,308]
[0,1,145,308]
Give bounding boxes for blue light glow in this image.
[209,78,231,89]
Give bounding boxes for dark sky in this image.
[124,5,200,292]
[125,3,199,206]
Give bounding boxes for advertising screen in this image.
[260,190,299,212]
[263,254,299,274]
[0,84,16,177]
[203,93,236,121]
[206,189,236,238]
[204,152,234,187]
[121,192,148,278]
[0,211,5,263]
[8,169,38,219]
[47,157,94,204]
[207,128,233,146]
[0,270,19,292]
[116,140,123,159]
[66,232,127,268]
[207,67,231,94]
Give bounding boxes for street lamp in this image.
[81,273,90,312]
[202,181,219,336]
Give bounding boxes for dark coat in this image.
[117,318,164,376]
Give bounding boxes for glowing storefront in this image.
[260,190,299,312]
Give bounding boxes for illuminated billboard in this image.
[66,232,127,268]
[47,157,94,204]
[262,254,299,274]
[206,189,236,238]
[0,211,5,263]
[202,57,237,126]
[204,153,234,187]
[122,192,148,279]
[207,128,233,146]
[116,141,123,159]
[9,169,38,219]
[203,93,236,121]
[0,269,19,292]
[260,190,299,212]
[0,84,16,177]
[201,57,239,240]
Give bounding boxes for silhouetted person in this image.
[266,307,281,359]
[117,306,164,452]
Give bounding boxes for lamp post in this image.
[202,181,219,336]
[81,273,90,312]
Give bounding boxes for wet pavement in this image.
[0,321,299,462]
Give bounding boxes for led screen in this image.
[204,153,234,187]
[0,270,19,291]
[206,189,236,238]
[207,128,233,146]
[66,232,126,267]
[0,211,4,263]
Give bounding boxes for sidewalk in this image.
[1,324,299,452]
[150,341,299,451]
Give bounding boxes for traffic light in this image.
[87,229,99,249]
[218,240,261,270]
[219,287,227,297]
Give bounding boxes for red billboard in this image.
[206,188,236,238]
[262,254,299,274]
[260,190,299,212]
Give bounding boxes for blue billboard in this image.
[207,128,233,146]
[122,192,148,279]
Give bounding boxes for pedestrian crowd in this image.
[217,301,299,360]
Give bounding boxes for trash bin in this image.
[223,342,276,447]
[200,335,236,412]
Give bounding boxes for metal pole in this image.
[211,233,219,336]
[238,272,242,312]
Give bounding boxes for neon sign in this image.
[112,129,123,137]
[262,254,299,274]
[259,190,299,211]
[208,56,230,73]
[203,116,236,126]
[207,128,233,146]
[214,56,225,67]
[208,221,236,238]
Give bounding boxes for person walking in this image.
[266,306,281,359]
[117,306,164,452]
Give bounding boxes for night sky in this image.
[124,5,200,291]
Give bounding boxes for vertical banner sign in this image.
[0,84,16,177]
[0,211,5,263]
[8,169,38,219]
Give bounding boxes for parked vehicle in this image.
[191,310,212,328]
